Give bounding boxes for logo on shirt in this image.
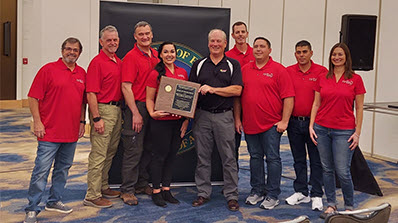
[76,79,84,84]
[262,72,273,78]
[342,80,353,85]
[309,78,317,82]
[177,74,186,78]
[220,69,227,73]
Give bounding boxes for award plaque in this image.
[155,76,201,118]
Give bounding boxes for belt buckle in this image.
[298,116,306,121]
[111,101,120,106]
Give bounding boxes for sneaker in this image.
[311,197,323,211]
[83,197,112,208]
[101,188,121,199]
[45,201,73,214]
[245,194,264,205]
[285,192,310,205]
[24,211,37,223]
[260,196,280,210]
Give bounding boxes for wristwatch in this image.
[93,117,102,123]
[80,120,86,124]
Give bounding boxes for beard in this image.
[63,54,78,64]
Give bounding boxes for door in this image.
[0,0,17,100]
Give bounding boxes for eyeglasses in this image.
[63,47,80,53]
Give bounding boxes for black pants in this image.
[120,101,150,193]
[150,118,183,189]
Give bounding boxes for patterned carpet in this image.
[0,108,397,223]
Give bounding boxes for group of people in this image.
[24,20,366,223]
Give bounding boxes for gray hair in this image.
[99,25,118,39]
[61,37,82,53]
[208,29,227,41]
[134,21,152,33]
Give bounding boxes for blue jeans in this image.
[287,118,323,197]
[245,126,282,200]
[25,141,77,213]
[314,123,355,210]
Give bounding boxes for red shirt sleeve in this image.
[121,53,138,83]
[147,70,159,89]
[28,65,49,100]
[183,69,188,81]
[278,67,295,99]
[314,75,321,92]
[354,74,366,95]
[86,59,102,93]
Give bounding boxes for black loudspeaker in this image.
[340,14,377,71]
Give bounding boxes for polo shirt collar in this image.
[165,64,177,74]
[206,54,228,65]
[98,49,119,62]
[252,56,274,70]
[294,60,315,74]
[56,58,78,73]
[134,43,156,57]
[232,43,251,55]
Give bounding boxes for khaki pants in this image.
[85,103,121,200]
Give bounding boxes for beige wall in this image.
[17,0,398,160]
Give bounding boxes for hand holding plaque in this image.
[155,76,200,118]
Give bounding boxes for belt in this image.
[99,101,121,106]
[291,116,309,121]
[199,107,232,113]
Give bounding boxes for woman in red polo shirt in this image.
[146,41,189,207]
[309,43,366,219]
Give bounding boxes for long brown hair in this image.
[154,41,176,81]
[327,43,354,79]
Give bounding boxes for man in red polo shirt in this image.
[226,21,255,67]
[83,25,123,208]
[234,37,294,210]
[120,21,159,205]
[285,40,327,211]
[225,21,255,167]
[24,37,86,223]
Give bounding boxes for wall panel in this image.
[373,114,398,160]
[222,0,250,49]
[281,0,326,66]
[199,0,221,7]
[249,0,284,62]
[375,0,398,102]
[371,0,398,160]
[179,0,198,6]
[161,0,179,4]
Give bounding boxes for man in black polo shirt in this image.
[189,29,243,212]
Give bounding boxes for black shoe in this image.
[320,205,337,219]
[162,190,180,204]
[152,192,167,207]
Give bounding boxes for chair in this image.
[325,203,391,223]
[279,215,310,223]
